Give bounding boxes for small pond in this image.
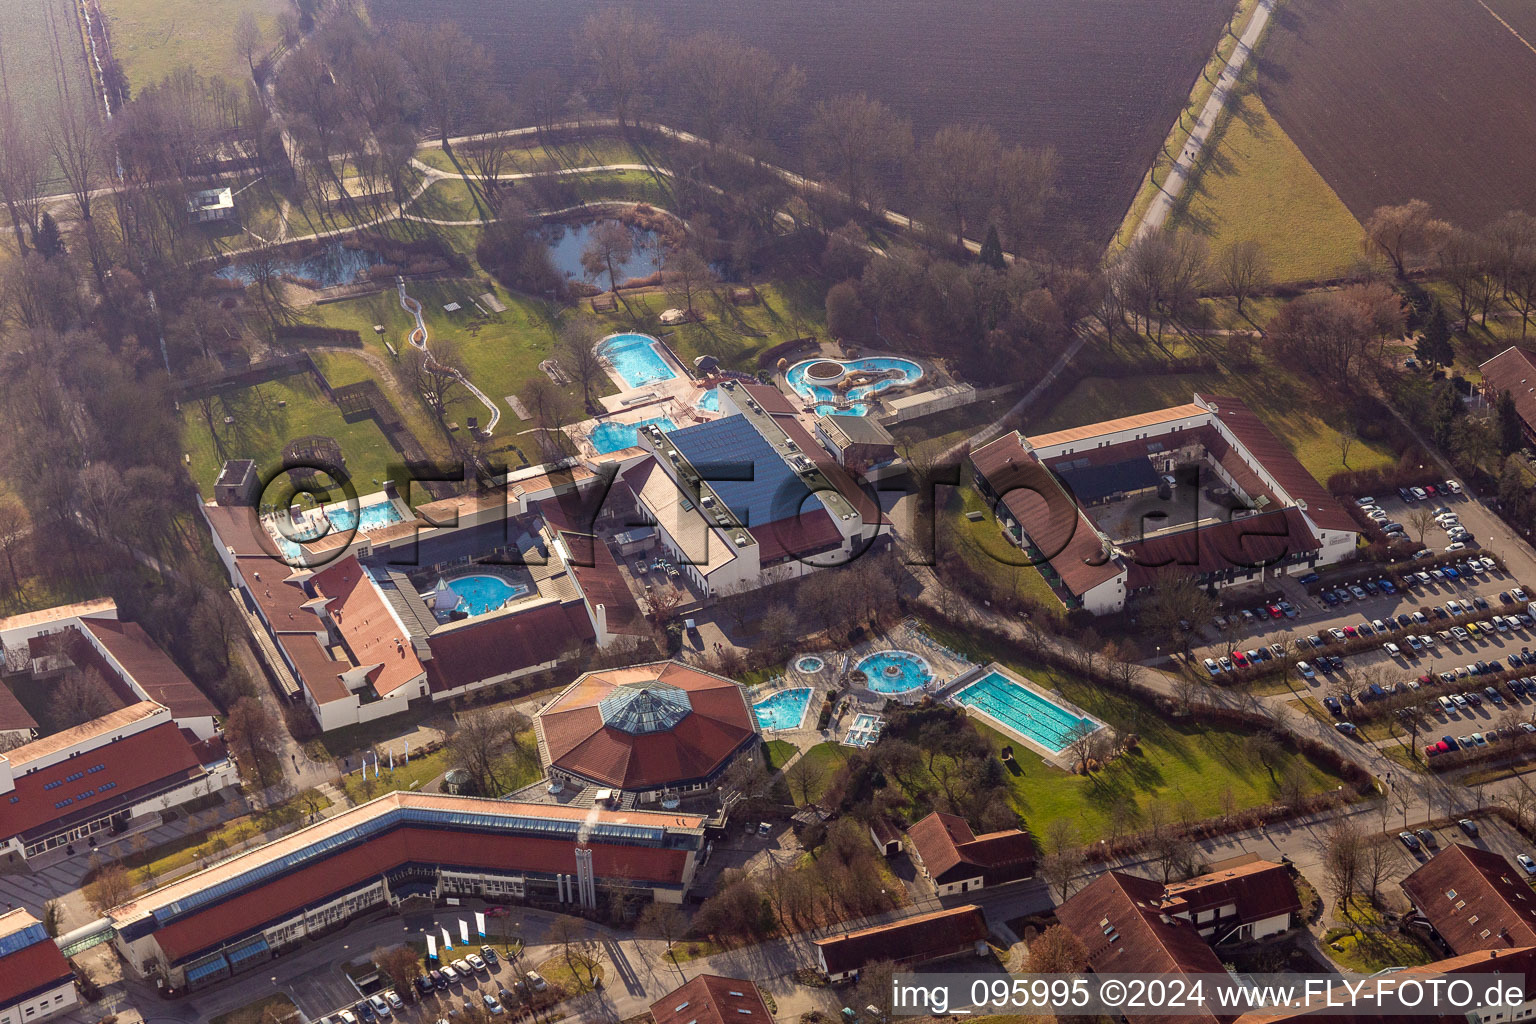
[543,220,663,289]
[215,242,384,289]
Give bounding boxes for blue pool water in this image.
[796,656,824,673]
[439,575,530,618]
[325,501,406,534]
[845,712,883,747]
[753,688,812,731]
[588,416,677,454]
[785,357,923,416]
[855,650,934,694]
[599,333,678,388]
[697,388,720,412]
[953,670,1101,754]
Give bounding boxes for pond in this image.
[543,220,663,290]
[215,242,384,289]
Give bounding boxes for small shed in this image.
[188,187,236,224]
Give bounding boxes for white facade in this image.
[0,979,76,1024]
[1028,407,1214,461]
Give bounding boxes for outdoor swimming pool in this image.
[953,669,1103,754]
[785,356,923,416]
[697,387,720,412]
[753,688,812,731]
[598,333,677,389]
[325,501,406,535]
[854,650,934,694]
[796,655,824,673]
[588,416,676,454]
[845,712,883,747]
[435,574,531,618]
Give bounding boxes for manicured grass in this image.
[534,953,604,997]
[415,136,647,176]
[340,731,539,804]
[941,487,1066,618]
[612,281,827,373]
[664,939,723,964]
[179,371,409,502]
[764,739,798,770]
[209,993,298,1024]
[1026,351,1395,486]
[100,0,286,91]
[1323,898,1435,972]
[794,741,852,805]
[1114,0,1265,248]
[1170,92,1365,283]
[919,622,1350,841]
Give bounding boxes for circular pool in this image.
[854,650,934,694]
[796,656,825,674]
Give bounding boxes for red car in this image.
[1425,740,1453,757]
[1268,604,1284,619]
[1232,651,1249,667]
[486,907,511,918]
[1343,625,1357,637]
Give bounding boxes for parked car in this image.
[1400,832,1422,851]
[1416,829,1439,849]
[483,994,506,1016]
[1203,658,1222,676]
[1297,661,1316,680]
[526,972,548,992]
[1459,819,1479,837]
[466,954,487,972]
[1336,721,1359,737]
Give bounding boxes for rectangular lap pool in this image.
[753,688,812,731]
[600,333,677,389]
[953,669,1103,755]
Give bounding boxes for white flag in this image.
[442,926,452,950]
[389,748,394,771]
[459,918,471,945]
[475,911,486,938]
[404,740,410,763]
[426,934,437,960]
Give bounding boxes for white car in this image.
[368,995,392,1019]
[466,954,487,972]
[1203,657,1222,676]
[1355,496,1376,506]
[526,972,548,992]
[384,991,403,1011]
[1383,641,1401,657]
[1521,854,1536,876]
[1447,542,1467,552]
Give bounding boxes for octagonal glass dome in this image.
[597,681,693,734]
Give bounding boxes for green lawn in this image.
[918,622,1350,841]
[415,136,647,176]
[1026,349,1395,485]
[794,741,852,804]
[764,739,798,770]
[1323,898,1435,972]
[100,0,286,91]
[1170,92,1365,283]
[105,789,330,883]
[941,487,1065,618]
[180,371,411,503]
[340,731,540,804]
[1114,0,1265,248]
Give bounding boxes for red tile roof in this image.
[201,505,279,558]
[905,811,1036,886]
[749,506,846,565]
[970,432,1124,598]
[814,904,988,976]
[0,931,73,1008]
[1056,872,1227,1024]
[0,681,37,734]
[424,600,594,694]
[650,976,772,1024]
[1195,394,1355,533]
[151,822,693,963]
[310,556,424,697]
[559,531,646,637]
[536,662,756,790]
[1480,347,1536,436]
[1159,860,1299,927]
[78,617,217,720]
[1402,844,1536,954]
[281,633,351,704]
[1124,507,1321,590]
[0,720,202,843]
[235,559,318,633]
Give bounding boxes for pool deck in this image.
[946,661,1112,771]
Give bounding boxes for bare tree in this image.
[447,708,530,796]
[225,696,285,787]
[45,97,105,222]
[396,22,492,147]
[805,93,913,213]
[557,322,608,411]
[233,11,264,79]
[50,668,119,729]
[581,220,637,317]
[1321,819,1363,909]
[84,863,134,915]
[663,245,716,319]
[1365,199,1451,277]
[785,755,826,806]
[1040,819,1087,900]
[0,102,48,253]
[1220,239,1271,319]
[575,7,662,130]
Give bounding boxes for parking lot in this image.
[293,942,537,1024]
[1386,804,1536,875]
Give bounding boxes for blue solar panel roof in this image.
[665,416,813,527]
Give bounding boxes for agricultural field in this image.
[1169,91,1365,283]
[371,0,1239,245]
[98,0,286,90]
[0,0,92,150]
[1259,0,1536,230]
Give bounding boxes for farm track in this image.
[1259,0,1536,227]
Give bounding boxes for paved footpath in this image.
[1134,0,1274,240]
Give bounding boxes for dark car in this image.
[431,970,447,991]
[1417,829,1439,848]
[356,1004,377,1024]
[415,977,434,997]
[1466,691,1483,707]
[1323,696,1343,716]
[1459,818,1480,837]
[481,945,499,965]
[1397,613,1414,628]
